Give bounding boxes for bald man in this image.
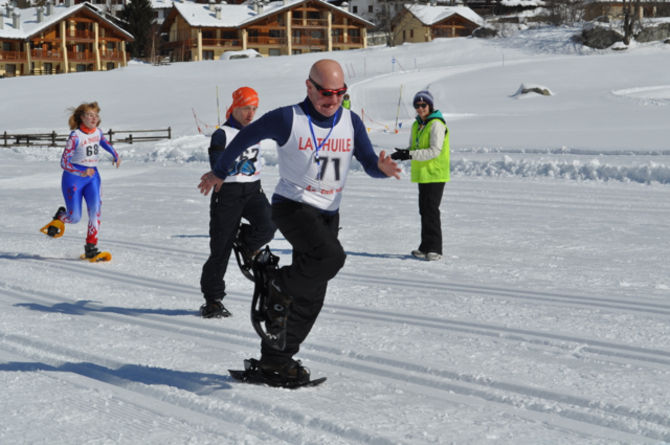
[198,59,400,385]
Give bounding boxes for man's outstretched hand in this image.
[378,151,402,179]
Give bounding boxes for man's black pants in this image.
[261,200,346,363]
[200,181,275,303]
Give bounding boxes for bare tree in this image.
[622,0,642,44]
[544,0,584,25]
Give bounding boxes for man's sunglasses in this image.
[414,103,429,109]
[309,77,348,97]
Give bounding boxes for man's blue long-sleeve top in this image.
[211,98,386,180]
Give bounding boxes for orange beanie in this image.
[226,87,259,119]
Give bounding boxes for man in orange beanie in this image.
[199,86,276,318]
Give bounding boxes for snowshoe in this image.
[232,223,256,282]
[80,243,111,262]
[228,358,326,389]
[263,279,292,350]
[39,206,66,238]
[249,246,289,350]
[200,300,232,318]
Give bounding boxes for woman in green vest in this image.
[391,90,450,261]
[342,93,351,110]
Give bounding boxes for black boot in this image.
[200,300,232,318]
[53,206,66,220]
[258,358,310,385]
[84,243,100,259]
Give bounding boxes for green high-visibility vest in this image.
[410,113,450,183]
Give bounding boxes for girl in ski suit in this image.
[44,102,120,258]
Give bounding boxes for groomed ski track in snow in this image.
[2,162,670,444]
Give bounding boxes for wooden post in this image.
[3,131,7,147]
[108,129,113,144]
[51,131,57,146]
[128,133,133,144]
[168,126,172,139]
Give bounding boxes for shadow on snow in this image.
[0,361,233,393]
[14,300,194,317]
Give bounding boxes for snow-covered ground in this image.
[1,27,670,444]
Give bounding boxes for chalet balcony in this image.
[201,38,242,47]
[292,37,328,47]
[31,48,64,60]
[67,50,96,62]
[72,30,95,41]
[0,50,25,61]
[291,18,328,28]
[332,35,362,44]
[247,36,287,45]
[100,49,124,61]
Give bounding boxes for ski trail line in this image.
[3,283,670,443]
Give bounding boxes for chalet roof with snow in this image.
[170,0,374,29]
[0,2,133,40]
[500,0,544,7]
[402,4,485,27]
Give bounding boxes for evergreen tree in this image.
[121,0,155,59]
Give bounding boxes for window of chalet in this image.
[368,5,373,13]
[76,22,92,35]
[307,11,320,20]
[106,62,115,70]
[222,31,237,39]
[293,11,303,19]
[203,50,214,60]
[269,29,283,38]
[2,42,13,51]
[44,63,53,74]
[352,6,357,13]
[202,30,216,39]
[76,64,87,72]
[269,48,281,56]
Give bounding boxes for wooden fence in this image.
[1,128,171,147]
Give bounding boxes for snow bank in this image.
[8,136,669,185]
[452,155,670,184]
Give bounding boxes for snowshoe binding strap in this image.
[232,224,255,282]
[40,219,65,238]
[249,246,289,350]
